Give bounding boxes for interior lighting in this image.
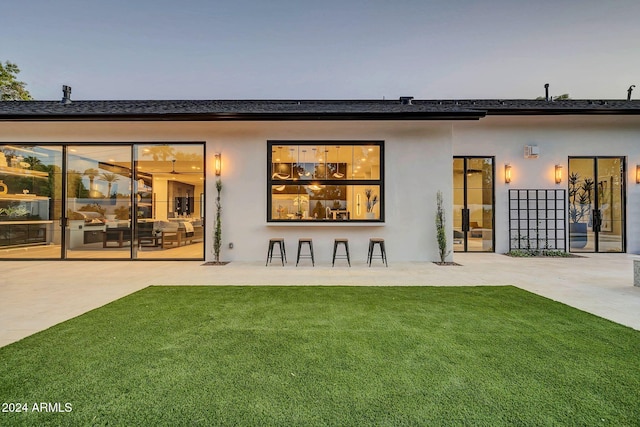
[636,165,640,184]
[504,164,512,184]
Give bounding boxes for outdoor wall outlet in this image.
[228,242,234,249]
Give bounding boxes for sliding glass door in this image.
[453,157,495,252]
[65,145,132,259]
[0,145,63,259]
[568,157,625,253]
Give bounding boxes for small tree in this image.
[213,179,222,263]
[435,191,450,263]
[0,61,32,100]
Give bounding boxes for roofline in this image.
[0,111,487,122]
[2,98,640,122]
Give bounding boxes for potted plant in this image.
[568,172,594,248]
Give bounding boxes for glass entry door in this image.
[568,157,625,253]
[453,157,495,252]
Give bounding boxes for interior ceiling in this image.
[102,160,204,185]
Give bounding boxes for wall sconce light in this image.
[214,153,222,176]
[555,164,563,184]
[504,164,512,184]
[636,165,640,184]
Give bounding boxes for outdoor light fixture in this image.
[214,153,222,176]
[555,164,563,184]
[636,165,640,184]
[504,164,512,184]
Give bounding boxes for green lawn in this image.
[1,286,639,426]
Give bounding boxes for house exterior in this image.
[1,97,639,262]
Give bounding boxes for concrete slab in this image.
[2,253,639,347]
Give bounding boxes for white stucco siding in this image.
[0,120,455,263]
[214,121,455,263]
[453,115,640,254]
[7,113,638,260]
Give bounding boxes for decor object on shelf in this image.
[0,180,7,195]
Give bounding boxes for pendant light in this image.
[272,146,290,179]
[298,149,311,177]
[332,146,344,178]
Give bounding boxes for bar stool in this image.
[367,238,388,267]
[296,238,315,266]
[266,238,286,266]
[332,238,351,267]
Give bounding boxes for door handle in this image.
[461,209,470,232]
[592,210,601,232]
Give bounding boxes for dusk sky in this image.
[4,0,639,101]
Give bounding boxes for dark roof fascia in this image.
[482,108,640,116]
[442,99,640,116]
[0,111,487,122]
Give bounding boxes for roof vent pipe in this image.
[628,85,635,101]
[544,83,550,102]
[61,85,72,104]
[399,96,414,105]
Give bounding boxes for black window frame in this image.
[267,140,385,223]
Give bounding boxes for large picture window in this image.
[267,141,384,222]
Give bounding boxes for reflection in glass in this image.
[0,145,62,258]
[66,145,132,259]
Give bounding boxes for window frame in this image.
[267,140,385,223]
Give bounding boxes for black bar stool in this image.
[266,238,286,266]
[367,238,388,267]
[332,238,351,267]
[296,238,315,266]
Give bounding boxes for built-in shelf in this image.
[0,165,49,179]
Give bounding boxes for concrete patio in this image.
[2,253,640,347]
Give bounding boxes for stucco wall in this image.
[453,115,640,254]
[0,120,455,263]
[6,113,638,260]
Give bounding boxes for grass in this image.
[1,286,639,426]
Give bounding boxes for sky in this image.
[3,0,640,101]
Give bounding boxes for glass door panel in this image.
[453,157,494,252]
[453,158,464,252]
[596,158,624,252]
[65,145,132,259]
[135,144,205,259]
[568,158,595,252]
[0,145,63,259]
[568,157,625,253]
